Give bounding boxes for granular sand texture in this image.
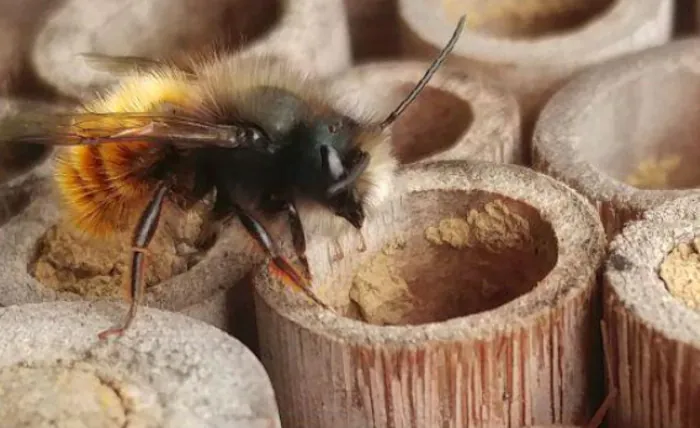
[625,155,681,189]
[348,197,555,325]
[349,238,416,325]
[29,204,210,298]
[659,237,700,310]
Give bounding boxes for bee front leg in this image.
[232,203,327,308]
[284,201,310,275]
[259,193,309,276]
[98,182,170,340]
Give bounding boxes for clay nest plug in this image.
[603,198,700,428]
[253,160,607,428]
[0,157,276,332]
[328,60,522,165]
[343,0,401,61]
[398,0,672,147]
[0,301,281,427]
[533,38,700,239]
[31,0,351,99]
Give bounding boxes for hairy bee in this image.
[0,16,466,339]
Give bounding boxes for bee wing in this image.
[0,110,270,150]
[79,53,196,76]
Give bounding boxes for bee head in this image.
[290,115,370,229]
[290,12,467,229]
[318,142,369,229]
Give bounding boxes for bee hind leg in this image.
[97,182,170,340]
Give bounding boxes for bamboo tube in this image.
[254,160,606,428]
[643,194,700,223]
[329,60,521,165]
[0,300,281,427]
[603,201,700,427]
[533,38,700,239]
[398,0,672,151]
[31,0,351,99]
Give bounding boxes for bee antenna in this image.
[378,14,466,130]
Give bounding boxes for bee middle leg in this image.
[97,182,170,340]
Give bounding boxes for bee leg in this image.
[232,204,327,307]
[259,193,309,275]
[97,182,170,340]
[285,201,310,276]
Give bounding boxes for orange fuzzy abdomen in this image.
[54,141,165,237]
[52,68,197,237]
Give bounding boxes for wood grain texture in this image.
[254,161,606,428]
[533,39,700,240]
[399,0,672,151]
[603,206,700,428]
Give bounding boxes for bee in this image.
[0,15,466,339]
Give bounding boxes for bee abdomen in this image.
[54,142,165,237]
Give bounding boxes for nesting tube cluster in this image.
[398,0,673,146]
[31,0,351,99]
[2,1,700,428]
[0,4,354,425]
